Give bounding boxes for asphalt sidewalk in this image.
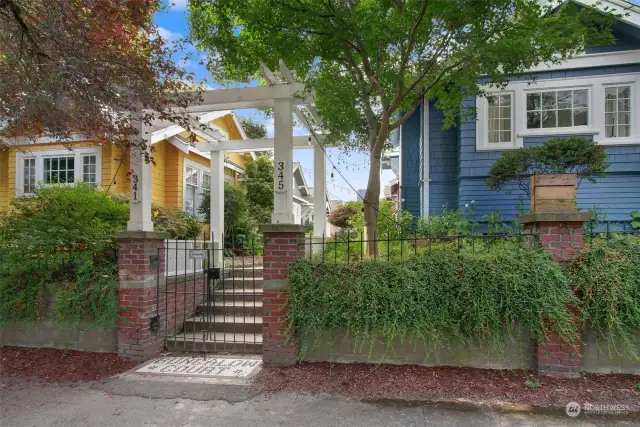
[1,378,637,427]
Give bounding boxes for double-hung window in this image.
[16,147,101,196]
[184,165,200,216]
[604,86,631,138]
[526,89,589,130]
[487,94,513,144]
[183,160,214,217]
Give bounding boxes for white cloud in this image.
[157,27,181,42]
[169,0,188,10]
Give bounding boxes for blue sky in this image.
[154,2,395,202]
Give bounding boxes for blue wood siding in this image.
[400,102,422,217]
[398,16,640,224]
[427,100,459,215]
[458,95,640,222]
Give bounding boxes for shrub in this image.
[153,205,202,239]
[416,207,472,237]
[0,185,127,328]
[631,211,640,230]
[486,137,609,197]
[289,242,578,360]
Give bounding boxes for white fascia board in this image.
[4,133,89,146]
[197,110,232,123]
[150,124,184,144]
[167,136,191,154]
[293,194,312,205]
[527,50,640,73]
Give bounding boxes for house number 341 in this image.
[275,161,286,194]
[131,174,141,203]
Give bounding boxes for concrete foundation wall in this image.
[1,320,117,353]
[302,329,640,374]
[582,328,640,374]
[302,329,536,370]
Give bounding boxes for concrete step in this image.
[215,277,264,290]
[166,332,262,354]
[223,266,263,278]
[209,288,263,303]
[198,300,263,316]
[183,315,262,334]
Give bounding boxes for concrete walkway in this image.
[0,379,637,427]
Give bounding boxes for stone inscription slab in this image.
[136,356,262,378]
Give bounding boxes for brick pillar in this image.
[258,224,307,366]
[519,212,591,376]
[116,231,169,362]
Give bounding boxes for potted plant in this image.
[486,137,610,213]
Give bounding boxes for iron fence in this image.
[303,229,640,264]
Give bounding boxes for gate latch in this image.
[207,267,221,281]
[149,254,160,270]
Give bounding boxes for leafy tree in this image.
[486,137,610,197]
[245,156,274,225]
[240,117,272,157]
[240,117,268,139]
[0,0,201,149]
[189,0,615,255]
[199,182,254,241]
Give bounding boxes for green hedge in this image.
[0,185,127,329]
[289,242,579,360]
[570,235,640,359]
[289,236,640,362]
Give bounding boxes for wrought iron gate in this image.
[156,235,263,354]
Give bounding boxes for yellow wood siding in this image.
[0,150,9,211]
[151,141,166,206]
[164,143,181,208]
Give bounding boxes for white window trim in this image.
[600,81,636,145]
[476,90,516,151]
[476,73,640,151]
[521,85,593,137]
[182,159,209,216]
[15,147,102,196]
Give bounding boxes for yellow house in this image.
[0,111,254,214]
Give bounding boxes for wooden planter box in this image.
[530,174,577,213]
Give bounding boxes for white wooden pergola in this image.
[128,62,332,258]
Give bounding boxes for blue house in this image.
[394,0,640,228]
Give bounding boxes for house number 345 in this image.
[275,161,286,193]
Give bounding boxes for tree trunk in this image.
[363,150,382,257]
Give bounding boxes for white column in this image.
[209,150,224,266]
[313,143,327,250]
[127,121,153,231]
[272,98,294,224]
